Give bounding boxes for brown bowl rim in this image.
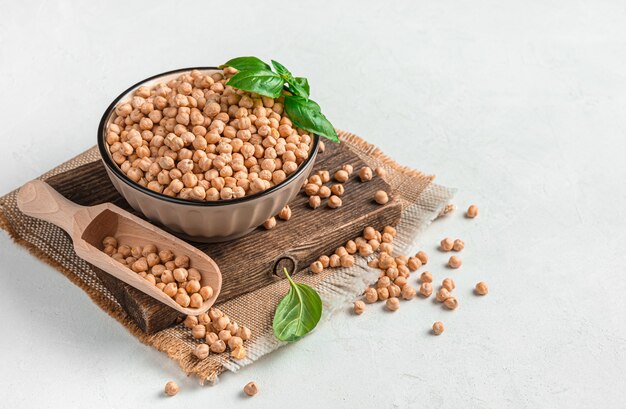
[97,66,320,207]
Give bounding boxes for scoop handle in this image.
[16,180,83,234]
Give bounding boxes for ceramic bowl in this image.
[98,67,318,242]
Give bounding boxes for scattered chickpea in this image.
[330,184,345,196]
[443,296,458,310]
[308,195,321,209]
[193,343,210,360]
[328,195,343,209]
[385,297,400,311]
[419,282,433,298]
[263,217,277,230]
[164,381,179,397]
[475,281,489,295]
[442,278,456,291]
[353,300,365,315]
[364,287,378,303]
[231,346,247,360]
[192,324,206,339]
[432,321,445,336]
[377,287,390,301]
[340,254,355,267]
[334,170,349,183]
[244,381,259,397]
[374,190,389,205]
[416,251,428,265]
[278,205,292,221]
[358,167,373,182]
[452,239,465,252]
[466,204,479,218]
[407,257,422,271]
[435,288,451,302]
[448,256,462,269]
[318,185,331,199]
[401,285,416,300]
[310,261,324,274]
[420,271,433,283]
[374,167,386,178]
[210,340,227,353]
[440,238,454,251]
[318,255,330,268]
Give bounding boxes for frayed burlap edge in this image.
[0,130,453,384]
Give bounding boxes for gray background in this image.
[1,1,624,408]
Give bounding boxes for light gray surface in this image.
[1,1,624,408]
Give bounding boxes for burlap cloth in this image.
[0,131,454,383]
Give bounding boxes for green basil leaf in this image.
[271,60,309,98]
[220,56,271,72]
[271,60,293,80]
[273,269,323,342]
[227,70,284,98]
[294,77,310,95]
[284,95,339,142]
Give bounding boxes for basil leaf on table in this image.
[271,60,309,98]
[284,95,339,142]
[273,268,323,342]
[220,56,271,72]
[226,70,284,99]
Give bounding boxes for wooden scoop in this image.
[17,180,221,316]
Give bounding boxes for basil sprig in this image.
[272,268,323,342]
[221,56,339,143]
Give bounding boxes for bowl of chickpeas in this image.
[98,67,319,242]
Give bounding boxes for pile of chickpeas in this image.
[312,203,488,336]
[184,307,251,361]
[102,236,214,308]
[105,68,314,201]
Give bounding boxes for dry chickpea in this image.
[193,343,210,360]
[173,268,188,282]
[448,256,462,269]
[244,381,258,397]
[342,164,353,175]
[263,217,277,229]
[163,282,178,298]
[475,281,489,295]
[329,254,341,268]
[435,288,451,302]
[442,278,456,291]
[358,167,373,182]
[374,167,386,178]
[443,296,458,310]
[237,326,252,341]
[432,321,444,335]
[304,183,320,196]
[453,239,465,251]
[379,242,393,254]
[176,293,191,307]
[345,240,357,254]
[318,185,331,199]
[231,346,247,360]
[419,282,433,298]
[377,287,390,301]
[191,324,206,339]
[206,332,219,345]
[388,284,401,298]
[278,205,292,221]
[340,254,355,267]
[416,251,428,265]
[358,243,373,257]
[189,293,203,308]
[330,184,344,196]
[385,297,400,311]
[466,204,478,218]
[208,308,224,321]
[374,190,389,204]
[318,255,330,268]
[218,329,232,343]
[183,315,198,328]
[334,170,349,183]
[364,287,378,303]
[164,381,179,397]
[310,261,324,274]
[353,300,365,315]
[308,195,321,209]
[199,286,213,301]
[440,238,454,251]
[210,340,227,353]
[407,257,422,271]
[420,271,433,283]
[401,285,416,300]
[377,276,391,288]
[328,195,342,209]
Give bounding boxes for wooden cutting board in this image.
[45,141,402,333]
